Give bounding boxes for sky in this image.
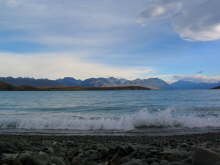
[0,0,220,82]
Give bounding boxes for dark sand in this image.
[1,133,220,165]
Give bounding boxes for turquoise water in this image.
[1,90,220,134]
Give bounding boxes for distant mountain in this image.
[81,77,170,89]
[81,77,127,87]
[0,77,170,89]
[0,77,61,87]
[56,77,82,86]
[170,80,220,89]
[2,77,220,89]
[129,78,170,89]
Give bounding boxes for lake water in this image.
[1,90,220,135]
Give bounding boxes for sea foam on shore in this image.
[1,109,220,131]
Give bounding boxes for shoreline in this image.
[1,132,220,165]
[0,81,152,91]
[1,127,220,137]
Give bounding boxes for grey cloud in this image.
[139,0,220,41]
[138,0,181,21]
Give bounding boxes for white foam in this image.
[1,109,220,130]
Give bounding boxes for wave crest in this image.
[0,109,220,130]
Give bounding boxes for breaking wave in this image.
[1,108,220,131]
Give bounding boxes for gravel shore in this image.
[1,133,220,165]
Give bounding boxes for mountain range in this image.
[0,77,170,89]
[0,77,220,89]
[171,80,220,89]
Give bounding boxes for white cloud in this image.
[147,74,220,83]
[0,0,141,48]
[2,0,220,44]
[138,0,220,41]
[0,0,157,79]
[172,75,220,83]
[0,52,153,80]
[33,35,124,47]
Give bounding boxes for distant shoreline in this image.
[212,86,220,89]
[0,82,151,91]
[27,86,151,91]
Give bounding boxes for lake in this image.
[0,90,220,135]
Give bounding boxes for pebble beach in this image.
[1,133,220,165]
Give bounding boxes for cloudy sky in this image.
[0,0,220,82]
